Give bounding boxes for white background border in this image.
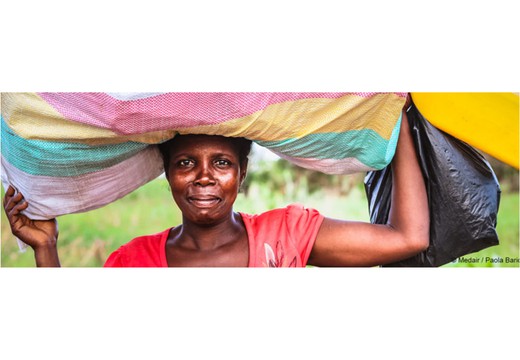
[1,1,519,359]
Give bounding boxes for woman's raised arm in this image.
[308,104,430,267]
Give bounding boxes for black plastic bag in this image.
[364,102,501,267]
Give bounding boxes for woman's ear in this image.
[239,160,248,185]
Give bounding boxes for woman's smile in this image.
[187,195,222,208]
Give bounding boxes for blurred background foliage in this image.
[1,145,518,267]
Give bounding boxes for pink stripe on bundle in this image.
[37,92,405,135]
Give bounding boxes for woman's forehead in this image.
[169,134,239,156]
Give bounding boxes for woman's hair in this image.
[158,134,253,175]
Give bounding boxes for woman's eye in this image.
[215,159,231,167]
[178,159,194,167]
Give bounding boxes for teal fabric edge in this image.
[1,115,149,177]
[256,121,401,170]
[384,112,402,165]
[1,112,402,176]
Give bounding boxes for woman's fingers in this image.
[3,185,16,207]
[4,190,25,213]
[3,187,30,232]
[9,199,29,218]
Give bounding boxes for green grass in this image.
[1,180,518,267]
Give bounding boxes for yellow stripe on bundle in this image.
[177,93,405,141]
[2,93,406,145]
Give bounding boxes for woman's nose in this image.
[194,164,216,186]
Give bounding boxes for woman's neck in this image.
[174,212,245,251]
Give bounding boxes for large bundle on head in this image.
[1,92,406,220]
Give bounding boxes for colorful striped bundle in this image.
[1,92,406,221]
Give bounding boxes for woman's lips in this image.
[187,196,221,208]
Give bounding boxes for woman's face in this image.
[165,135,247,226]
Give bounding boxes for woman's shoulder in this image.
[126,228,171,246]
[104,228,172,267]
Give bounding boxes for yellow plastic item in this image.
[411,93,519,169]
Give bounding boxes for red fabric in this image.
[104,204,324,267]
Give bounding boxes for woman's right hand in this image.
[3,185,60,267]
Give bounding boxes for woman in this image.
[3,103,430,267]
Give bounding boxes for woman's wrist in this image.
[33,237,58,251]
[33,241,60,267]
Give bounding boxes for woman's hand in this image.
[3,185,60,267]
